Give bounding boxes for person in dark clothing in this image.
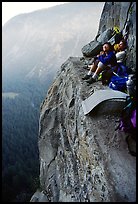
[82,42,117,84]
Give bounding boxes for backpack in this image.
[115,96,136,156]
[102,68,114,85]
[116,96,136,134]
[102,65,118,85]
[102,63,128,86]
[108,62,128,91]
[117,63,128,77]
[109,75,128,92]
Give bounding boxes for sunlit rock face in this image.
[37,56,135,202]
[31,2,136,202]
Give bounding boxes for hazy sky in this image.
[2,2,69,26]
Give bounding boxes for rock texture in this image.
[30,2,136,202]
[82,2,136,73]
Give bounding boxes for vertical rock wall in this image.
[31,2,136,202]
[35,57,136,202]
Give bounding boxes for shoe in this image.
[86,77,97,84]
[82,75,91,80]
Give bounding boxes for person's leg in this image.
[89,62,98,72]
[92,67,103,80]
[88,63,97,75]
[87,62,105,83]
[82,61,98,80]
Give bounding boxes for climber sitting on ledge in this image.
[82,42,117,84]
[102,39,128,85]
[114,39,127,74]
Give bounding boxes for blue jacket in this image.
[98,51,117,66]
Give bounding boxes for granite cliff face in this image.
[82,2,136,73]
[30,2,136,202]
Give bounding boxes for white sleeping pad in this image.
[82,89,128,115]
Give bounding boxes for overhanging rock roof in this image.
[82,89,128,115]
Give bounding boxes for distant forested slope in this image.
[2,2,104,202]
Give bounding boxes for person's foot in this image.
[82,75,91,80]
[86,77,97,84]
